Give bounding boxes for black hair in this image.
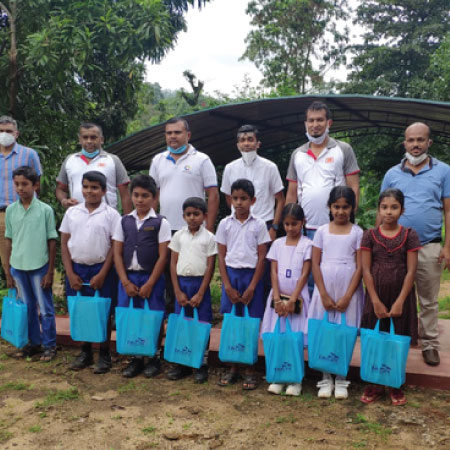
[378,188,405,209]
[183,197,207,214]
[130,174,157,197]
[327,186,356,223]
[166,116,190,132]
[237,124,260,141]
[306,101,331,120]
[230,178,255,198]
[79,122,103,136]
[82,171,107,190]
[282,203,307,236]
[12,165,39,184]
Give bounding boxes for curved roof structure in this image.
[107,94,450,170]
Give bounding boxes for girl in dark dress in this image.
[360,189,421,406]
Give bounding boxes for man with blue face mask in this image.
[0,116,42,272]
[56,122,132,213]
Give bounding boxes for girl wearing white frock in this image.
[261,203,312,396]
[309,186,364,400]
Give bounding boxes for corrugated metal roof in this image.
[107,94,450,170]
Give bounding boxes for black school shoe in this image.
[144,357,161,378]
[93,350,112,374]
[166,364,192,380]
[194,365,208,384]
[69,351,94,371]
[122,357,145,378]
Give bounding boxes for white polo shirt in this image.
[59,202,121,265]
[221,155,284,222]
[112,208,172,271]
[149,145,218,231]
[168,225,217,276]
[286,138,359,229]
[215,213,271,269]
[56,149,130,209]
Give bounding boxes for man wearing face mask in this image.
[56,122,132,213]
[149,117,219,232]
[221,124,285,241]
[0,116,42,272]
[380,122,450,367]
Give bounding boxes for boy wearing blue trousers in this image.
[113,174,171,378]
[4,166,58,361]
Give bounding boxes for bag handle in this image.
[323,311,347,326]
[180,306,186,319]
[274,316,293,334]
[374,318,395,334]
[77,282,100,298]
[244,305,250,318]
[192,307,199,322]
[8,288,17,299]
[128,298,134,309]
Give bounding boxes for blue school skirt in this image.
[118,271,166,316]
[220,267,264,319]
[174,276,212,323]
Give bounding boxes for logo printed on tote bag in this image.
[228,343,245,352]
[319,352,339,363]
[126,337,147,347]
[5,328,12,336]
[175,346,192,356]
[274,361,292,373]
[371,363,391,375]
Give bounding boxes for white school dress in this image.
[308,224,364,327]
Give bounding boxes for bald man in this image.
[380,122,450,366]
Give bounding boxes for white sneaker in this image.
[334,379,350,399]
[286,384,302,396]
[268,383,284,395]
[317,379,334,398]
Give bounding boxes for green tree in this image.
[241,0,349,95]
[427,32,450,101]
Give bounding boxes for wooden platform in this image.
[54,316,450,390]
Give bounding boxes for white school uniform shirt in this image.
[286,138,360,229]
[221,154,284,222]
[168,225,218,276]
[59,202,121,265]
[215,213,271,269]
[149,145,218,231]
[112,208,172,271]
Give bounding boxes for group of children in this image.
[4,164,420,406]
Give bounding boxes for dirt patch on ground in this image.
[1,342,450,450]
[439,280,450,299]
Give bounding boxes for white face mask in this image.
[0,132,16,147]
[241,150,257,165]
[306,127,329,145]
[405,152,428,166]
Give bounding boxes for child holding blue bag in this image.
[360,188,420,406]
[261,203,312,396]
[216,179,271,390]
[168,197,217,383]
[113,175,171,378]
[309,186,364,399]
[60,171,121,374]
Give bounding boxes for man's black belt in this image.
[0,206,7,212]
[429,237,442,244]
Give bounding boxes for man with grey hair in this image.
[0,116,42,271]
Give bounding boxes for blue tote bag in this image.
[219,305,261,365]
[308,312,358,377]
[68,285,111,343]
[262,317,305,384]
[164,307,211,369]
[360,319,411,388]
[1,289,28,349]
[115,299,164,357]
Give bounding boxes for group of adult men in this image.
[0,100,448,367]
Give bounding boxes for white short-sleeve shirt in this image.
[169,225,217,276]
[56,150,130,209]
[149,145,218,231]
[215,213,271,269]
[60,202,121,265]
[221,155,284,222]
[286,138,359,230]
[112,208,172,271]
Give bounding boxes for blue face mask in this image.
[81,148,100,159]
[167,144,187,154]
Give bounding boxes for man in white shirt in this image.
[221,124,285,240]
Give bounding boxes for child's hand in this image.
[123,280,139,298]
[90,273,105,291]
[285,300,296,315]
[5,272,14,289]
[274,299,285,316]
[241,287,255,305]
[176,291,190,307]
[373,300,389,319]
[41,272,54,289]
[225,286,241,304]
[321,294,336,311]
[389,300,403,318]
[189,293,203,308]
[335,295,350,312]
[138,283,153,300]
[68,273,83,291]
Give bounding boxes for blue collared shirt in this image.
[381,157,450,245]
[0,143,42,207]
